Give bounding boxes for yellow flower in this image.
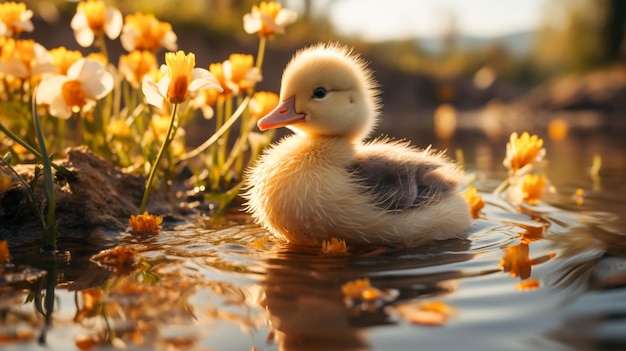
[341,278,380,301]
[71,0,123,47]
[243,1,298,37]
[49,46,83,75]
[142,51,222,108]
[119,50,157,88]
[36,58,114,119]
[463,186,484,219]
[521,174,546,205]
[107,119,132,139]
[208,61,231,95]
[0,1,34,37]
[500,243,531,279]
[503,132,545,173]
[321,237,347,254]
[121,12,177,52]
[0,38,55,79]
[249,91,279,120]
[128,211,162,235]
[223,53,262,94]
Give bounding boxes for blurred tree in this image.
[533,0,626,74]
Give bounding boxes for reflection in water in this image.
[1,129,625,350]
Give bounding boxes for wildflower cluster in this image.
[0,1,297,247]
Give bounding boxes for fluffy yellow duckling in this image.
[244,43,470,247]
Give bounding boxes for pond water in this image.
[2,127,626,351]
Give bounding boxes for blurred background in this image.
[21,0,626,144]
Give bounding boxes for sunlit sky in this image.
[302,0,546,41]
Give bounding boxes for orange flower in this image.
[128,211,162,235]
[0,1,34,37]
[464,186,484,219]
[90,245,138,274]
[250,91,279,120]
[49,46,83,75]
[521,174,546,205]
[121,12,177,52]
[503,132,545,173]
[224,53,261,94]
[119,50,157,88]
[243,1,298,38]
[70,0,122,47]
[341,278,380,301]
[500,243,531,279]
[321,237,347,254]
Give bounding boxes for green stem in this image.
[32,95,56,253]
[177,96,249,162]
[140,103,179,212]
[0,121,75,179]
[255,37,266,71]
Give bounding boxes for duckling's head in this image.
[258,42,380,142]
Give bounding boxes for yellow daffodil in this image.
[142,51,222,109]
[521,174,546,205]
[243,1,297,37]
[223,53,262,94]
[0,38,55,79]
[0,1,34,37]
[464,186,485,219]
[49,46,83,75]
[70,0,123,47]
[128,211,162,235]
[121,12,177,52]
[36,58,114,119]
[249,91,279,120]
[119,50,157,88]
[321,237,348,254]
[503,132,545,174]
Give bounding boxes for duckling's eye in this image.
[312,87,327,99]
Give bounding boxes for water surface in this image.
[1,128,625,351]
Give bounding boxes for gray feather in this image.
[348,153,457,212]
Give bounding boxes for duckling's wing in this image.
[348,151,458,212]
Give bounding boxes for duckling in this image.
[244,43,470,248]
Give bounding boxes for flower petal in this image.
[142,75,166,109]
[120,24,137,52]
[36,75,67,104]
[74,27,95,47]
[49,95,73,119]
[243,13,262,34]
[188,68,223,93]
[275,9,298,27]
[104,7,123,40]
[161,31,178,51]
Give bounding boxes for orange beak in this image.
[257,96,306,131]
